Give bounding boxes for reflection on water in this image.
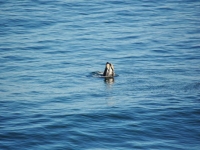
[106,96,116,107]
[104,77,116,107]
[104,77,115,84]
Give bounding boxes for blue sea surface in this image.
[0,0,200,149]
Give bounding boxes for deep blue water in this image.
[0,0,200,149]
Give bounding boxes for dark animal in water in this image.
[103,62,115,77]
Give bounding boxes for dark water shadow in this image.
[89,71,119,78]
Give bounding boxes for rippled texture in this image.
[0,0,200,149]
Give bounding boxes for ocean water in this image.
[0,0,200,149]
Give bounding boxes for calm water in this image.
[0,0,200,149]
